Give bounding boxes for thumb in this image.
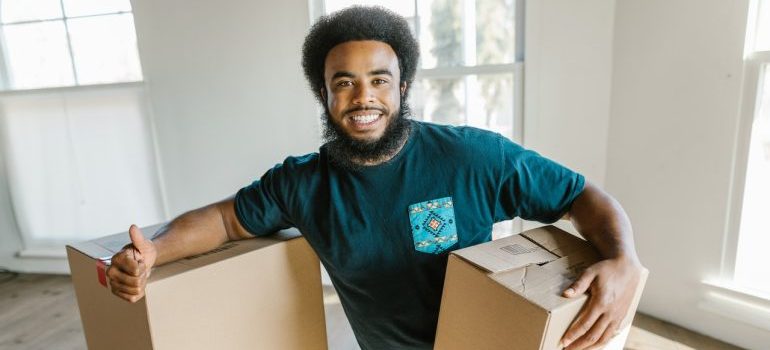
[563,269,596,298]
[128,224,152,254]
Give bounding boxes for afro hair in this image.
[301,6,420,105]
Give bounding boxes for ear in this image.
[320,87,327,103]
[400,82,407,97]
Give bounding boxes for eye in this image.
[336,80,353,87]
[372,78,388,85]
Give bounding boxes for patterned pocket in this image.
[408,197,458,254]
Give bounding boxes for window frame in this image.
[722,50,770,285]
[721,0,770,288]
[0,0,140,91]
[700,0,770,331]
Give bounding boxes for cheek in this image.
[387,89,402,108]
[328,90,352,110]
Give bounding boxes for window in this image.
[0,0,161,255]
[312,0,524,142]
[0,0,142,90]
[731,0,770,295]
[715,0,770,298]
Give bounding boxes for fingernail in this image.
[565,288,574,295]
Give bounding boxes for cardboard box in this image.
[67,225,327,350]
[434,225,648,350]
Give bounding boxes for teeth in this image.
[351,114,379,123]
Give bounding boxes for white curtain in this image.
[0,84,164,249]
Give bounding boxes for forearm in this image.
[567,182,640,264]
[150,201,233,266]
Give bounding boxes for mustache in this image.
[343,106,386,115]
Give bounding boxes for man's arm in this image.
[558,181,645,350]
[106,197,253,303]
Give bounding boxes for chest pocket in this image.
[408,197,458,254]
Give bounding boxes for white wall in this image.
[131,0,320,216]
[524,0,616,186]
[606,0,769,348]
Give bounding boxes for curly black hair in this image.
[301,6,420,105]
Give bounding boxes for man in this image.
[108,6,644,350]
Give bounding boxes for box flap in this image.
[452,234,558,273]
[520,225,595,258]
[491,255,592,312]
[467,226,601,311]
[66,223,166,261]
[66,223,303,282]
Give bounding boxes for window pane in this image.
[1,0,62,23]
[410,77,466,125]
[417,0,463,69]
[476,0,515,65]
[3,21,75,89]
[62,0,132,17]
[409,73,514,138]
[67,14,143,85]
[470,73,514,139]
[735,64,770,293]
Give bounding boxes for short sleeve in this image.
[494,136,585,223]
[234,164,293,236]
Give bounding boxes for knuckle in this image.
[600,295,615,306]
[579,324,592,334]
[586,333,599,343]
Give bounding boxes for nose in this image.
[352,83,375,105]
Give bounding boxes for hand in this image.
[559,257,644,350]
[106,225,157,303]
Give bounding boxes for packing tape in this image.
[96,260,108,288]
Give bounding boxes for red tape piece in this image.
[96,260,107,288]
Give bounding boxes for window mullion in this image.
[59,0,79,85]
[0,26,12,90]
[416,63,517,79]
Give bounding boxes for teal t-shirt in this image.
[234,121,585,350]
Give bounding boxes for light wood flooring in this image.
[0,273,744,350]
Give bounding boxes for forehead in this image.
[324,40,400,78]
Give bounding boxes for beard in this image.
[322,100,412,171]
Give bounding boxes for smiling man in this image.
[320,39,411,169]
[107,6,644,350]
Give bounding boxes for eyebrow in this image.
[330,69,394,80]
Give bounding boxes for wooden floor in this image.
[0,273,744,350]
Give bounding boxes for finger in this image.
[561,297,603,348]
[564,268,596,298]
[129,224,151,255]
[566,314,611,350]
[106,266,143,287]
[585,320,619,350]
[110,280,143,296]
[112,254,145,277]
[112,288,144,303]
